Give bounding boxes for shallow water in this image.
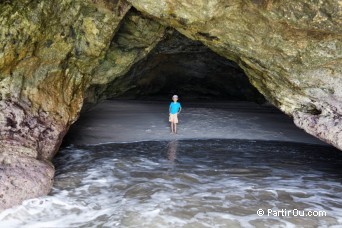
[0,139,342,227]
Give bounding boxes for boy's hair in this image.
[172,95,178,98]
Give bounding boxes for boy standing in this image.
[169,95,182,134]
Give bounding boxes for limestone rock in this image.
[0,0,131,210]
[0,155,54,210]
[85,9,166,104]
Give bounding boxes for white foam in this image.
[1,141,341,227]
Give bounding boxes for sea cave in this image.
[0,0,341,227]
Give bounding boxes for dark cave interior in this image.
[90,31,266,104]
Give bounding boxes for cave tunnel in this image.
[83,29,267,106]
[63,30,323,146]
[62,30,280,145]
[99,31,266,103]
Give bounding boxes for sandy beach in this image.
[64,100,326,146]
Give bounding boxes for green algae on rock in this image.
[0,0,131,210]
[85,9,166,103]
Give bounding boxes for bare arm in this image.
[178,107,182,114]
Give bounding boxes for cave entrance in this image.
[63,31,324,148]
[101,31,265,103]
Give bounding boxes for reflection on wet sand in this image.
[167,140,178,162]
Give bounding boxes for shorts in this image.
[169,113,178,123]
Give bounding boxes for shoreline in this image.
[63,100,327,146]
[64,138,333,149]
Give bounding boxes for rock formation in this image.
[0,0,341,210]
[0,0,163,210]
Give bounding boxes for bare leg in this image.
[170,122,174,133]
[174,123,177,134]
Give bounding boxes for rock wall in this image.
[0,0,341,210]
[85,8,166,104]
[0,0,127,210]
[0,0,165,210]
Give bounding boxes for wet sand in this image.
[64,100,326,146]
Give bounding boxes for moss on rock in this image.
[0,0,130,210]
[85,9,166,103]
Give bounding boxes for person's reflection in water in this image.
[167,140,178,162]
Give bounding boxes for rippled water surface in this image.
[1,139,342,227]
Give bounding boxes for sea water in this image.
[0,139,341,227]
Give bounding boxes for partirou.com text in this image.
[257,208,327,217]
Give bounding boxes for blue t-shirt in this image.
[170,102,181,114]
